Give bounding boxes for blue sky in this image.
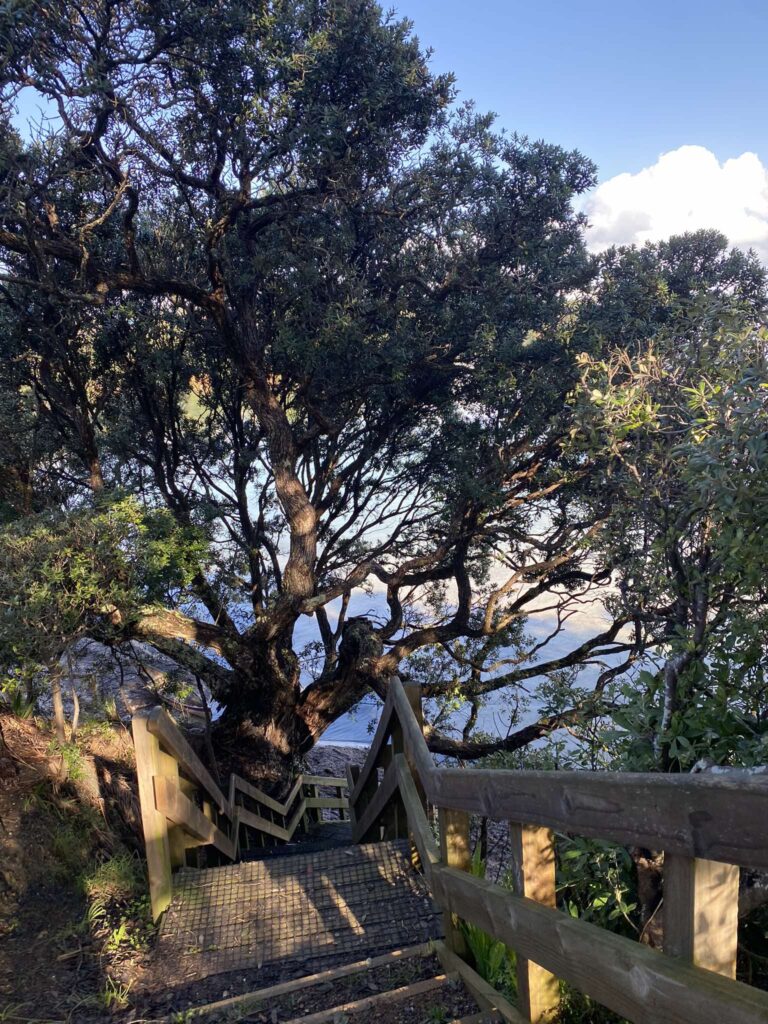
[400,0,768,182]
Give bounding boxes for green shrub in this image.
[460,848,517,997]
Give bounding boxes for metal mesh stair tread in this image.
[153,840,443,987]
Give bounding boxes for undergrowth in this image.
[82,851,155,956]
[461,845,630,1023]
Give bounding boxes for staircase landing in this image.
[151,839,443,994]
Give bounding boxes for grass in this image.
[77,718,117,741]
[82,851,154,954]
[0,1005,27,1022]
[4,689,35,719]
[20,780,100,882]
[98,976,133,1011]
[24,776,153,957]
[82,850,144,903]
[47,739,86,781]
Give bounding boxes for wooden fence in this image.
[132,706,348,919]
[348,676,768,1024]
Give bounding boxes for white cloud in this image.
[582,146,768,263]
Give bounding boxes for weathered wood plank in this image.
[402,683,427,805]
[361,678,768,869]
[157,750,187,869]
[310,783,323,823]
[439,806,471,958]
[132,714,172,920]
[427,766,768,869]
[173,943,435,1019]
[395,755,440,882]
[401,682,428,866]
[390,677,434,783]
[231,773,290,815]
[431,865,768,1024]
[282,775,306,814]
[509,824,559,1023]
[346,764,360,833]
[232,772,343,825]
[146,707,228,814]
[664,854,740,978]
[281,974,449,1024]
[285,796,310,837]
[436,941,526,1024]
[301,775,347,788]
[237,805,292,842]
[352,758,400,843]
[350,688,395,804]
[153,775,236,861]
[305,796,348,811]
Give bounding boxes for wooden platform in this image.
[152,839,443,988]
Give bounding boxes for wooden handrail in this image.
[154,775,237,861]
[133,709,242,919]
[349,676,768,1024]
[132,708,349,920]
[231,772,347,818]
[357,678,768,869]
[430,763,768,869]
[145,706,229,813]
[431,864,767,1024]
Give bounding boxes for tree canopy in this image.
[1,1,766,767]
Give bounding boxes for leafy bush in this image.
[556,835,639,939]
[460,848,517,997]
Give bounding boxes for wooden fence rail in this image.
[349,677,768,1024]
[132,707,348,919]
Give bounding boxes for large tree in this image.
[0,0,643,758]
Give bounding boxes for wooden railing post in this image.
[403,682,428,863]
[403,683,427,803]
[158,750,187,869]
[663,854,740,978]
[509,823,559,1023]
[132,713,172,921]
[439,807,471,958]
[358,759,383,841]
[346,764,360,832]
[311,783,322,823]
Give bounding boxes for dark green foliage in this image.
[0,3,766,767]
[0,0,615,755]
[556,836,638,938]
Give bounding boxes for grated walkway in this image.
[241,820,354,860]
[152,839,443,988]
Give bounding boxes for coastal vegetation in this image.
[0,3,767,1021]
[1,1,765,776]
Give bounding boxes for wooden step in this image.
[435,942,526,1024]
[281,972,450,1024]
[155,840,442,985]
[164,942,435,1020]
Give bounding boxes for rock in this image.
[305,744,368,777]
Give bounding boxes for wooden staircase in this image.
[152,840,443,986]
[131,679,768,1024]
